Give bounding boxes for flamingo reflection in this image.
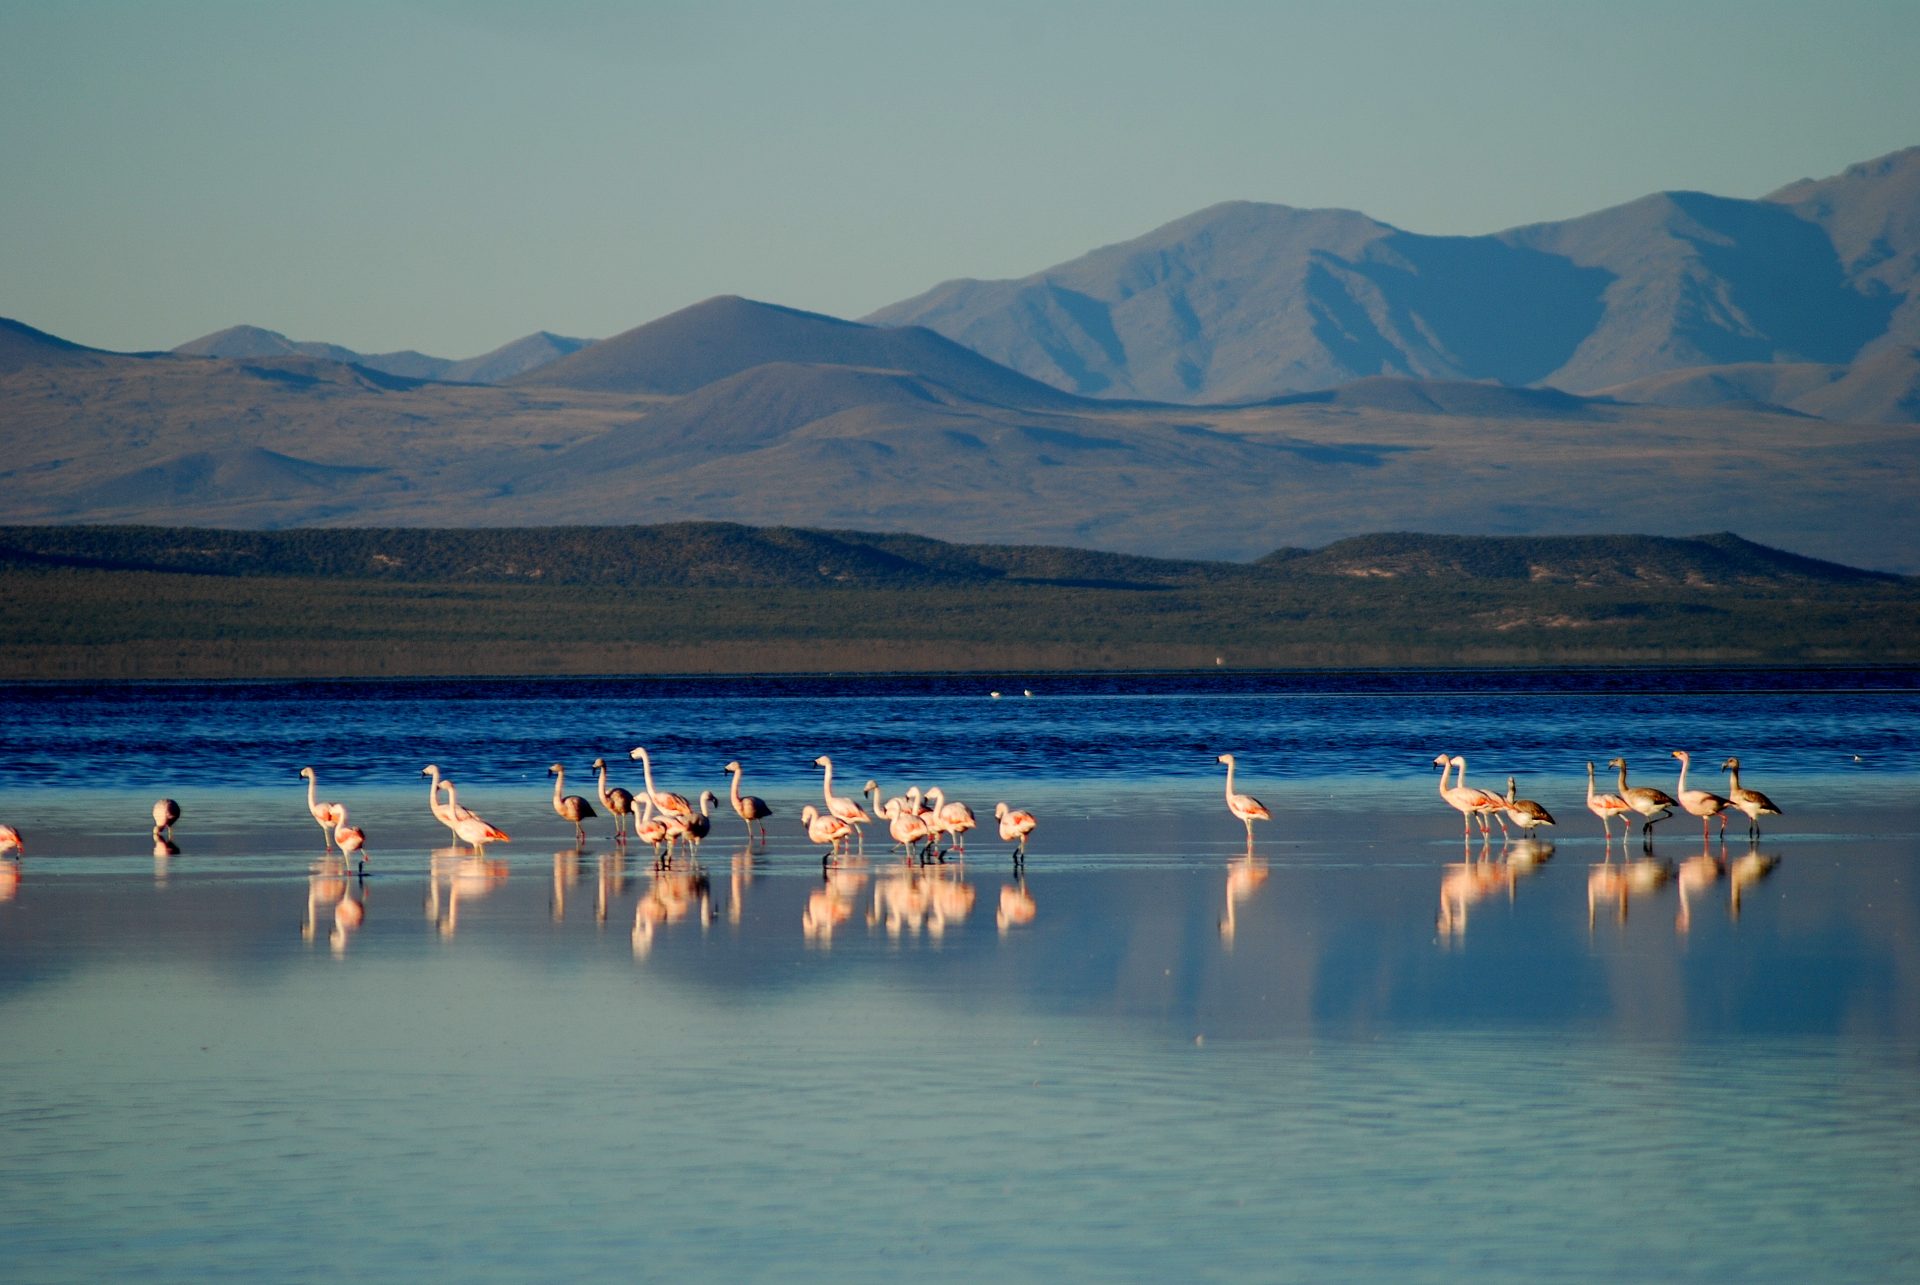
[1729,849,1781,919]
[1220,852,1270,946]
[0,856,19,903]
[1587,855,1673,926]
[804,861,868,945]
[996,877,1036,934]
[427,847,508,937]
[552,847,582,921]
[1675,844,1725,933]
[729,847,755,924]
[303,855,365,948]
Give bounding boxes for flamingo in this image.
[923,786,977,854]
[1500,777,1555,835]
[1671,751,1731,841]
[151,798,180,841]
[813,755,871,838]
[0,824,21,855]
[421,764,476,840]
[1434,754,1496,837]
[994,801,1037,863]
[1454,757,1511,837]
[1721,758,1782,840]
[723,760,774,841]
[1585,760,1633,840]
[333,805,368,875]
[591,757,636,840]
[549,764,597,843]
[628,746,693,821]
[299,766,346,851]
[633,794,672,861]
[442,780,509,850]
[882,797,936,861]
[1609,757,1677,844]
[1216,753,1273,847]
[800,804,853,865]
[662,790,719,856]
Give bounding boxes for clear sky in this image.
[5,0,1917,357]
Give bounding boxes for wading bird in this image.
[1435,754,1498,837]
[1585,760,1633,841]
[549,764,597,844]
[628,747,693,822]
[442,781,509,850]
[994,801,1037,864]
[1721,758,1783,840]
[299,766,346,851]
[1609,757,1677,843]
[151,798,180,841]
[591,757,636,841]
[1500,777,1555,835]
[813,755,871,840]
[333,805,368,874]
[1217,753,1272,847]
[1671,750,1731,841]
[723,760,774,842]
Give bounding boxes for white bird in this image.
[1434,754,1497,837]
[800,804,853,863]
[1721,757,1783,840]
[813,755,871,837]
[1585,760,1633,840]
[421,763,476,840]
[151,798,180,841]
[994,801,1037,861]
[723,760,774,841]
[628,746,694,821]
[883,797,936,859]
[1670,750,1731,841]
[1217,753,1273,847]
[442,780,509,850]
[299,766,346,851]
[1609,757,1677,843]
[333,805,368,874]
[591,757,636,840]
[549,763,597,844]
[922,786,977,853]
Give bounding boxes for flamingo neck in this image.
[637,750,659,801]
[730,765,745,809]
[1675,754,1690,795]
[307,772,320,811]
[552,771,565,806]
[1616,762,1631,793]
[1223,758,1236,799]
[819,758,835,798]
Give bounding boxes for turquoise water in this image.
[1,672,1916,1279]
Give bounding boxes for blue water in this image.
[1,670,1917,1280]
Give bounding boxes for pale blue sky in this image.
[5,0,1917,356]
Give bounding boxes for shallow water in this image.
[2,671,1917,1279]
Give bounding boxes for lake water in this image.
[2,670,1917,1280]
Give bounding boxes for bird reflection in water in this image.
[596,849,630,925]
[631,857,712,956]
[803,860,868,945]
[153,835,179,884]
[997,877,1036,935]
[1588,853,1674,926]
[729,846,755,925]
[303,855,366,951]
[867,859,975,940]
[1675,843,1725,933]
[427,847,508,937]
[0,856,19,903]
[1729,849,1780,919]
[1220,852,1270,946]
[1437,837,1551,941]
[552,847,583,921]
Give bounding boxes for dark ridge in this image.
[0,524,1901,592]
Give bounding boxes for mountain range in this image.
[870,146,1920,416]
[3,147,1918,573]
[172,324,594,384]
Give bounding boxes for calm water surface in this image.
[2,670,1917,1280]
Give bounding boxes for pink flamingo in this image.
[299,766,346,851]
[1609,757,1677,844]
[0,824,21,855]
[1217,753,1273,846]
[813,755,871,839]
[549,763,597,844]
[800,804,854,865]
[591,757,636,840]
[333,805,368,874]
[151,798,180,841]
[442,780,509,850]
[1585,760,1633,841]
[628,747,693,822]
[1433,754,1497,837]
[1671,751,1731,841]
[994,801,1037,862]
[923,786,977,853]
